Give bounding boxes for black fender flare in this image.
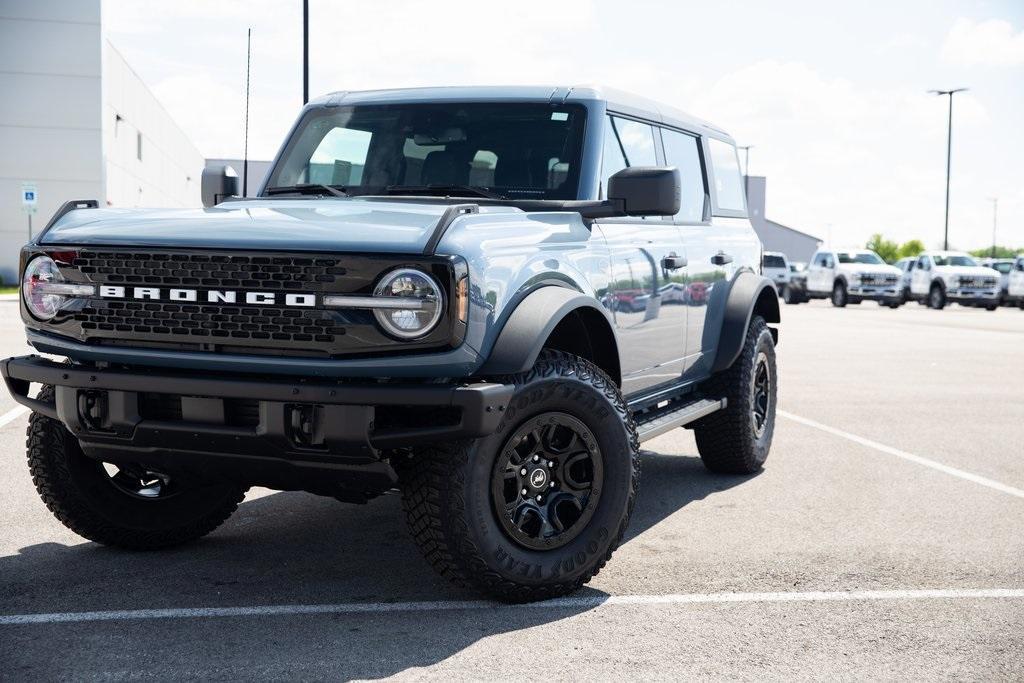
[477,286,618,376]
[710,272,780,373]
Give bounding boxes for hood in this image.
[933,265,999,278]
[39,199,519,254]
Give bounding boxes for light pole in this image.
[302,0,309,104]
[988,197,998,258]
[929,88,967,250]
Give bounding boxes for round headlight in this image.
[23,255,66,320]
[372,268,444,339]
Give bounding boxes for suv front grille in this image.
[861,275,899,286]
[960,277,996,288]
[46,247,456,358]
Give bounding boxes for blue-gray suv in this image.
[4,86,779,602]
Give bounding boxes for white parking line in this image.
[0,405,28,429]
[780,410,1024,500]
[1,588,1021,626]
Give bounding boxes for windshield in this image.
[991,262,1012,274]
[933,254,977,267]
[266,102,587,200]
[837,251,884,265]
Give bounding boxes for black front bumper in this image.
[2,355,513,497]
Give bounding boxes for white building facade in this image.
[0,0,204,284]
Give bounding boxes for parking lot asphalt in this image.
[1,299,1022,680]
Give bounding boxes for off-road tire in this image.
[398,350,640,603]
[27,387,246,550]
[693,316,777,474]
[781,285,796,305]
[831,281,848,307]
[928,283,946,309]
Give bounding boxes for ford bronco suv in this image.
[908,251,1000,310]
[4,86,779,602]
[805,248,903,308]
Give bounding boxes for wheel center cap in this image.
[529,468,548,489]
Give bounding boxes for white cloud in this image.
[942,18,1024,67]
[684,60,991,248]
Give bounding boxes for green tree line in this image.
[865,233,1022,263]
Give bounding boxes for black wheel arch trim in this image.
[710,272,780,374]
[478,286,619,379]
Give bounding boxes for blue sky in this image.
[104,0,1024,251]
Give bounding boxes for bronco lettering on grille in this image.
[98,286,316,307]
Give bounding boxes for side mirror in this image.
[201,165,239,207]
[608,166,680,217]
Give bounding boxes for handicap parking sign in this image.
[21,182,38,214]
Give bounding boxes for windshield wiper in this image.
[265,183,349,198]
[383,184,505,200]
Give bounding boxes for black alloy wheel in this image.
[491,413,603,551]
[750,352,771,439]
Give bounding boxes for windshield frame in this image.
[932,253,978,267]
[262,101,591,202]
[837,251,885,265]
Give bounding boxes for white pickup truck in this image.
[908,251,1001,310]
[1006,255,1024,309]
[805,248,903,308]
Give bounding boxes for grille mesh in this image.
[77,301,340,343]
[76,251,345,291]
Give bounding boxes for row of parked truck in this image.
[763,250,1024,310]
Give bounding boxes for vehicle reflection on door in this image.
[597,222,688,396]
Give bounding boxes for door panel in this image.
[596,220,687,396]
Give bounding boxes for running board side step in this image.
[635,398,727,443]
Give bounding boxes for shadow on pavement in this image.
[0,448,755,679]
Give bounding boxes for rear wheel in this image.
[26,388,246,549]
[831,281,848,307]
[693,316,777,474]
[399,351,639,602]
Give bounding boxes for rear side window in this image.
[763,255,786,269]
[661,128,705,223]
[707,138,745,212]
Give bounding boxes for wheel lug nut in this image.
[533,455,540,462]
[520,468,527,476]
[535,495,543,502]
[521,488,528,496]
[547,461,553,468]
[549,482,555,488]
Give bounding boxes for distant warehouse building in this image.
[0,1,205,283]
[745,176,822,263]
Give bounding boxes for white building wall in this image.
[102,42,204,209]
[0,0,103,283]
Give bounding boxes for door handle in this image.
[711,252,733,266]
[661,255,687,270]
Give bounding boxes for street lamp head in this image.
[928,88,969,96]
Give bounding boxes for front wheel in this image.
[26,388,246,549]
[693,316,777,474]
[831,281,848,307]
[398,351,639,602]
[928,284,946,309]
